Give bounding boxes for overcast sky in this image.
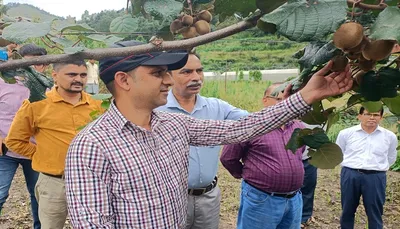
[4,0,127,20]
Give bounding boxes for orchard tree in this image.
[0,0,400,169]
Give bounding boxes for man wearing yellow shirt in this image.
[5,59,103,229]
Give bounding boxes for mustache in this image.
[71,82,83,86]
[186,81,203,88]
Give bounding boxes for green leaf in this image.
[91,94,112,100]
[1,21,53,43]
[298,41,339,68]
[260,0,347,42]
[326,112,340,132]
[301,102,327,125]
[285,128,305,153]
[369,6,400,42]
[302,128,331,149]
[347,94,363,107]
[54,20,95,33]
[382,96,400,115]
[84,34,124,45]
[50,37,76,47]
[143,0,183,20]
[308,143,343,169]
[101,100,111,110]
[110,15,139,33]
[361,101,383,113]
[64,46,85,54]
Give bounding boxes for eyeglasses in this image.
[264,96,283,101]
[362,113,381,118]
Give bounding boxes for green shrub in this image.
[249,70,262,82]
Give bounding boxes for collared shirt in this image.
[86,62,99,84]
[65,92,310,228]
[0,78,30,159]
[155,90,248,188]
[221,121,306,193]
[5,88,102,175]
[336,124,397,171]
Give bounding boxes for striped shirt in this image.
[65,92,310,228]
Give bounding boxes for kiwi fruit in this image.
[181,26,197,39]
[194,20,211,35]
[347,52,361,60]
[197,10,212,23]
[353,69,366,85]
[170,19,183,34]
[333,22,364,51]
[182,15,194,27]
[346,36,369,54]
[331,55,349,72]
[362,40,396,61]
[358,58,376,71]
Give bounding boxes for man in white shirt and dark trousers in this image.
[85,59,99,94]
[336,106,398,229]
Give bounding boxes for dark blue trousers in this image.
[301,159,318,223]
[340,167,386,229]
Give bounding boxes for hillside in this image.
[6,3,62,21]
[196,30,306,71]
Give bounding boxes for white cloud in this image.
[4,0,127,20]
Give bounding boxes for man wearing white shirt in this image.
[336,107,398,229]
[85,59,99,94]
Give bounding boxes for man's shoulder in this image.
[378,126,397,138]
[338,125,359,135]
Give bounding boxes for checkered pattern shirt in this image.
[65,92,310,228]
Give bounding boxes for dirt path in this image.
[0,167,399,229]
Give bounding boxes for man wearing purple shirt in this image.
[0,44,51,229]
[221,83,306,229]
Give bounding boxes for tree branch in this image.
[347,0,388,10]
[0,14,262,71]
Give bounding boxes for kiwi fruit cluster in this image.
[170,10,212,39]
[333,22,397,72]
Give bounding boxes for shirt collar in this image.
[108,99,166,132]
[46,87,91,105]
[165,90,207,112]
[355,124,383,133]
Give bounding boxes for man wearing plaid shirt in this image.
[65,40,353,228]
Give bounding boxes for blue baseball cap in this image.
[99,40,189,84]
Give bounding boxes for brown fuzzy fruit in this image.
[354,69,366,85]
[197,10,212,23]
[362,40,396,61]
[194,20,210,35]
[331,55,349,72]
[182,15,194,26]
[181,26,197,39]
[358,58,376,71]
[170,19,183,34]
[333,22,364,51]
[347,52,361,60]
[346,36,369,54]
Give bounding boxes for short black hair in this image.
[52,59,87,72]
[359,106,384,116]
[19,44,47,57]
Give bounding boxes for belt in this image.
[42,172,64,179]
[265,190,298,199]
[188,177,218,196]
[347,167,384,174]
[247,181,298,199]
